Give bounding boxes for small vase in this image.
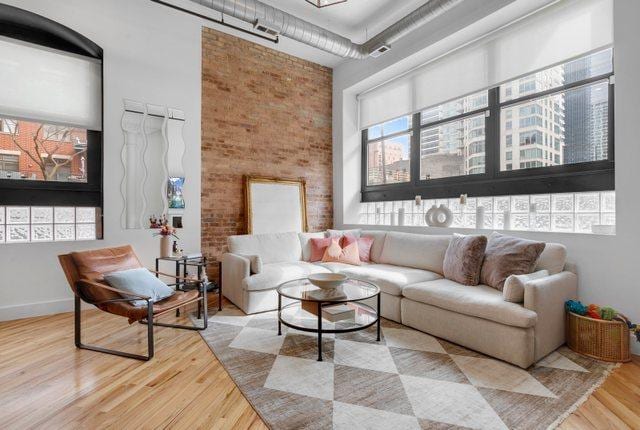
[160,236,171,258]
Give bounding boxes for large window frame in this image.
[361,52,615,203]
[0,4,103,210]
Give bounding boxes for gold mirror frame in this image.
[244,175,308,234]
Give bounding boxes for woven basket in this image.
[566,312,631,362]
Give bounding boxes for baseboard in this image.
[0,298,78,322]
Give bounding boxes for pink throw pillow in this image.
[309,237,332,262]
[343,234,374,263]
[321,238,361,266]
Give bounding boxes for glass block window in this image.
[0,206,101,244]
[358,191,615,235]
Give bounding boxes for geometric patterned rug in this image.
[198,306,616,430]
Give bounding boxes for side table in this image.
[155,254,223,317]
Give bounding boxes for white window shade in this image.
[0,37,102,131]
[358,0,612,129]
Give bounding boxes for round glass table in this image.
[277,277,381,361]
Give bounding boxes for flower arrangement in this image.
[153,224,179,240]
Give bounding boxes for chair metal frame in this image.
[73,273,208,361]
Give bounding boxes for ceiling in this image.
[261,0,427,43]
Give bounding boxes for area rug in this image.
[197,306,616,430]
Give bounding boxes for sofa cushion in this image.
[403,279,538,328]
[480,232,546,291]
[361,230,387,263]
[228,232,302,264]
[443,233,487,286]
[313,262,359,273]
[535,243,567,274]
[299,231,326,261]
[379,232,451,274]
[242,262,330,292]
[328,228,361,238]
[340,264,442,296]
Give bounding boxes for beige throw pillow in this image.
[503,270,549,303]
[480,232,546,291]
[443,233,488,286]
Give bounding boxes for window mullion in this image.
[486,87,500,180]
[410,112,421,186]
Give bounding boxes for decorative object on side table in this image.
[153,224,179,258]
[565,299,636,362]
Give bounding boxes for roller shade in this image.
[358,0,613,129]
[0,37,102,130]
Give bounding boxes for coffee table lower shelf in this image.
[277,297,381,362]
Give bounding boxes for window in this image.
[499,51,612,172]
[0,153,19,177]
[0,7,103,241]
[420,113,486,180]
[362,48,614,203]
[0,118,17,134]
[364,116,412,186]
[0,118,89,183]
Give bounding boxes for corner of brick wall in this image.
[201,28,333,279]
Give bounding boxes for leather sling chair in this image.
[59,245,208,361]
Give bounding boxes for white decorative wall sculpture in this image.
[120,100,185,229]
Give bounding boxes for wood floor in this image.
[0,295,638,430]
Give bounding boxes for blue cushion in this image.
[104,268,174,307]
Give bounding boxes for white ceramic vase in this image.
[425,204,453,227]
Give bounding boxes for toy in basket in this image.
[565,300,637,362]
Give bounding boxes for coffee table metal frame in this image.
[277,278,381,361]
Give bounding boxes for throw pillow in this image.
[442,233,488,286]
[343,234,374,263]
[298,232,326,261]
[480,232,546,291]
[103,268,174,307]
[321,238,361,265]
[309,237,333,262]
[503,270,549,303]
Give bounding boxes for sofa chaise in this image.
[221,230,576,368]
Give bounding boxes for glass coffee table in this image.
[277,277,381,361]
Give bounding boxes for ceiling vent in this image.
[253,20,279,37]
[369,44,391,58]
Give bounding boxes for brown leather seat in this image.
[59,245,208,361]
[60,245,200,322]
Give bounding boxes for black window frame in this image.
[361,51,615,203]
[0,4,104,212]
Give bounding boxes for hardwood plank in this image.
[0,297,637,430]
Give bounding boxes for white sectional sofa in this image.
[222,230,577,368]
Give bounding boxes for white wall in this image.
[0,0,334,321]
[333,0,640,354]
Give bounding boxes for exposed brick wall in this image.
[201,28,333,275]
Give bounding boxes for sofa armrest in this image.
[524,271,578,360]
[222,253,251,308]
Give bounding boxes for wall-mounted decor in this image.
[244,176,308,234]
[120,101,185,229]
